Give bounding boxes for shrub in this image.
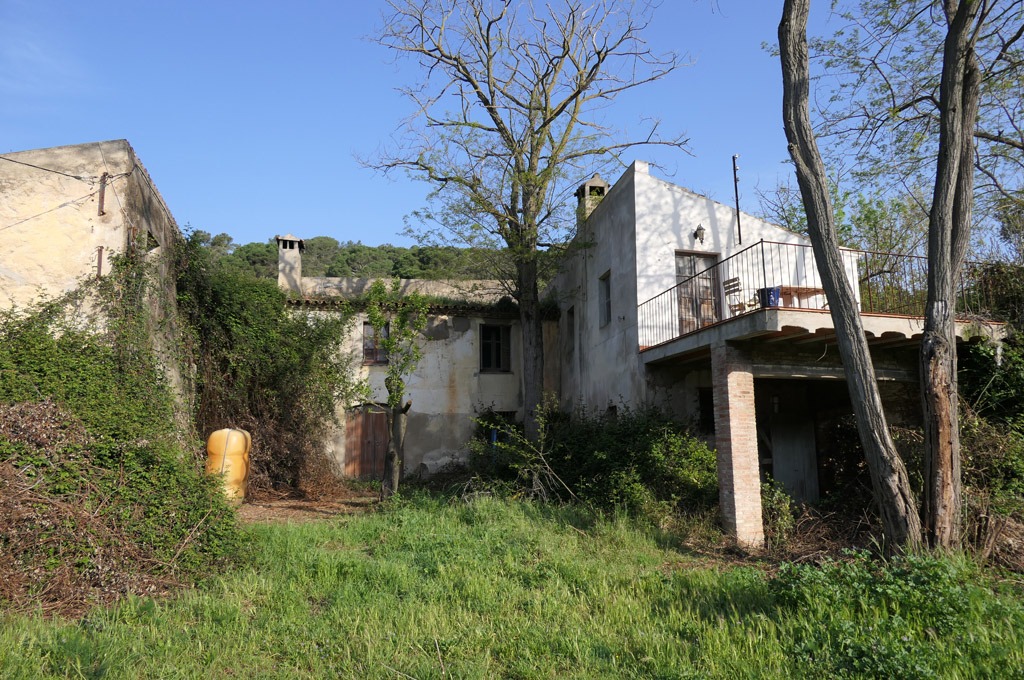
[0,285,241,616]
[175,233,366,492]
[469,401,718,522]
[769,552,1000,678]
[761,480,796,551]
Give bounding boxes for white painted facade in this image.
[0,140,188,428]
[549,160,824,414]
[275,241,534,477]
[0,140,178,309]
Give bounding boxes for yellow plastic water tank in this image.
[205,428,251,506]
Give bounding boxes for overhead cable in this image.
[0,155,103,182]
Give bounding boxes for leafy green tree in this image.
[364,279,428,498]
[218,241,277,279]
[188,230,235,258]
[780,0,923,550]
[301,236,342,277]
[176,236,365,491]
[326,242,396,277]
[373,0,687,439]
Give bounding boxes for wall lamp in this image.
[693,223,706,244]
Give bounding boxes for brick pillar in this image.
[711,342,764,549]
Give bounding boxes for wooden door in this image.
[771,415,820,504]
[344,408,389,479]
[676,253,719,334]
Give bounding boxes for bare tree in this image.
[920,0,986,548]
[780,0,923,551]
[372,0,687,438]
[782,0,1014,548]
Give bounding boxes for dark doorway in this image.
[756,379,820,503]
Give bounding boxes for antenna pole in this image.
[732,154,742,245]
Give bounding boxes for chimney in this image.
[275,234,304,295]
[575,173,610,225]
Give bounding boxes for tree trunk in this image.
[780,0,922,551]
[380,402,410,501]
[921,0,981,549]
[518,256,544,441]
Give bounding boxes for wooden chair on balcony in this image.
[724,277,751,315]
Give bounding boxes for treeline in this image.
[189,232,508,281]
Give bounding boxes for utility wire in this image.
[0,155,102,183]
[0,190,101,232]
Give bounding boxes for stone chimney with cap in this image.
[575,173,610,226]
[275,234,304,295]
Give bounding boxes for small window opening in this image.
[363,322,389,364]
[598,271,611,327]
[480,324,512,372]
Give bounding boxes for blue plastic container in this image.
[757,286,781,308]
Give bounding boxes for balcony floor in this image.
[640,308,1003,367]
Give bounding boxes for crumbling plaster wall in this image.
[549,162,645,412]
[0,140,135,308]
[325,311,524,476]
[0,140,190,433]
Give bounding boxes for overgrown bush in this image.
[0,272,241,616]
[175,233,366,493]
[769,552,1006,678]
[469,401,718,522]
[961,338,1024,430]
[761,480,796,551]
[958,340,1024,562]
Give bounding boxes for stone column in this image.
[711,341,764,549]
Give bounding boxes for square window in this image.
[566,306,575,357]
[480,324,512,372]
[363,322,389,364]
[598,271,611,327]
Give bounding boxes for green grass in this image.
[3,495,1023,679]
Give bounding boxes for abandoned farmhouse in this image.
[1,141,1001,547]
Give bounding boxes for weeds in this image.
[470,401,718,526]
[761,480,796,552]
[3,497,1022,678]
[0,255,241,617]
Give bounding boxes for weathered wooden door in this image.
[344,408,389,479]
[771,415,820,504]
[676,253,719,334]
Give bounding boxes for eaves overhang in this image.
[640,308,1004,367]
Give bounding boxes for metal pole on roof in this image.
[732,155,742,245]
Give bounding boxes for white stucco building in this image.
[0,140,179,310]
[275,235,555,479]
[547,161,997,548]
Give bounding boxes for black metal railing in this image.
[637,240,994,349]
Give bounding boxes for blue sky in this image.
[1,1,838,247]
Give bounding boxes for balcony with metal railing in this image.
[637,240,997,354]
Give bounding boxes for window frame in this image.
[479,323,512,373]
[362,321,389,365]
[598,270,611,327]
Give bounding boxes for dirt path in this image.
[237,488,378,524]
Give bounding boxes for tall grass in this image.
[3,495,1023,678]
